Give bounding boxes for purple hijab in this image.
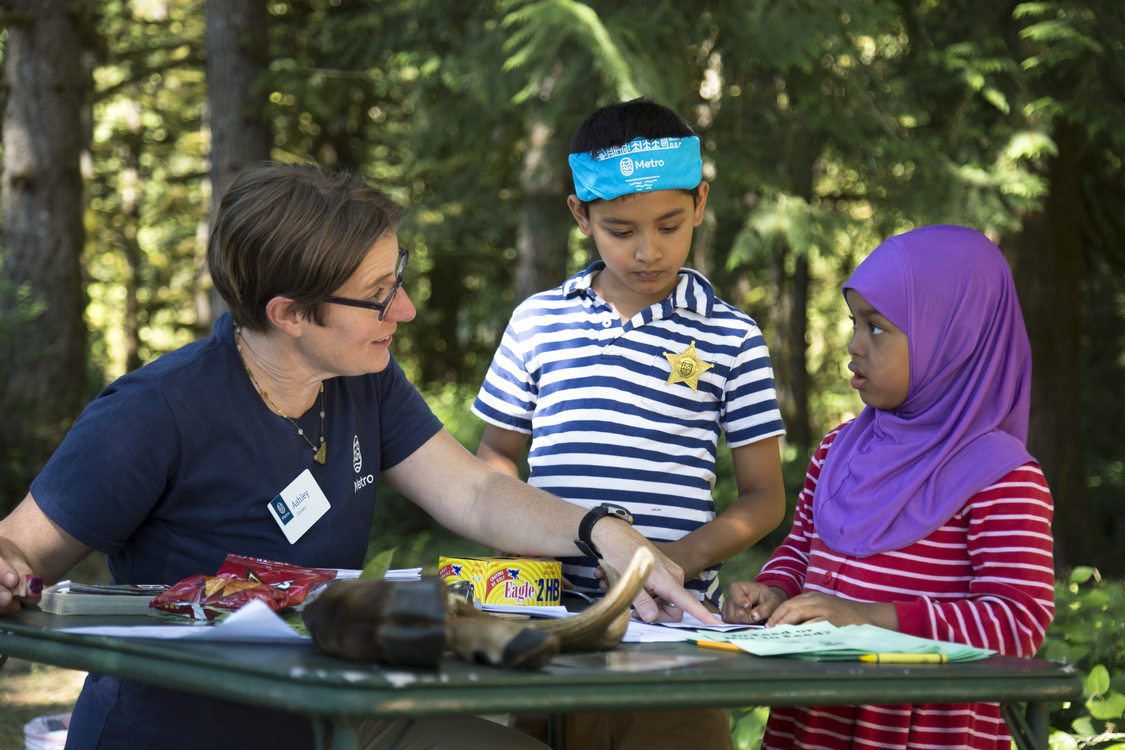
[814,225,1033,557]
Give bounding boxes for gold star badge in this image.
[664,341,713,392]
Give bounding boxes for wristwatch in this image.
[573,503,634,559]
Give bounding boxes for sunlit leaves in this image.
[502,0,639,102]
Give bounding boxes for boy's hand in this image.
[723,582,787,624]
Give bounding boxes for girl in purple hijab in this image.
[723,225,1055,750]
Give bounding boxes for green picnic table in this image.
[0,608,1080,750]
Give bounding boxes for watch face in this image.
[605,504,633,524]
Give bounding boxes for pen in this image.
[858,652,948,664]
[695,640,744,653]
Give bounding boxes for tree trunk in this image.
[787,252,811,451]
[1009,119,1099,573]
[768,238,812,455]
[0,1,93,510]
[203,0,271,327]
[515,119,569,301]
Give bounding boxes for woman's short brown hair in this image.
[207,161,405,331]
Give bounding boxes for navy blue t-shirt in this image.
[32,313,443,749]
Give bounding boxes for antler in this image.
[447,545,654,652]
[304,546,656,669]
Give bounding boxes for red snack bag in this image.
[216,554,338,608]
[149,554,338,620]
[148,574,288,620]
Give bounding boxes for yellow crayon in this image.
[858,652,948,664]
[695,640,744,653]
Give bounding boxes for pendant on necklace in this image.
[235,322,328,467]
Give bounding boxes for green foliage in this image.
[367,384,493,573]
[1078,167,1125,564]
[1041,568,1125,745]
[729,705,769,750]
[85,0,209,377]
[501,0,641,102]
[0,16,1123,749]
[358,548,396,580]
[2,0,1123,568]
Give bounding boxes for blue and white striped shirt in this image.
[473,262,785,604]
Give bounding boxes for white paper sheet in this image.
[623,611,757,643]
[58,599,310,643]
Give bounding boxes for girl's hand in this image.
[723,582,787,624]
[765,591,897,630]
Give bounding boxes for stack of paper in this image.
[37,582,169,616]
[334,567,422,581]
[689,622,993,662]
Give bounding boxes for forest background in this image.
[1,0,1124,583]
[2,2,1125,747]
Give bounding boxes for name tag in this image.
[268,469,331,544]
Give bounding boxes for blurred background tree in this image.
[1,0,1123,576]
[0,0,94,508]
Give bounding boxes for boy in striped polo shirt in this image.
[472,98,787,749]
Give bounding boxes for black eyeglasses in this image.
[324,246,409,321]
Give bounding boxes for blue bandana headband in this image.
[569,135,702,201]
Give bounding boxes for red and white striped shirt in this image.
[755,425,1055,750]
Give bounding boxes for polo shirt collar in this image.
[562,263,602,298]
[563,261,716,317]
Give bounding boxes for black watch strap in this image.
[574,503,633,559]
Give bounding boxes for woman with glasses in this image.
[0,161,713,750]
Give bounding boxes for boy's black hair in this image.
[569,97,696,155]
